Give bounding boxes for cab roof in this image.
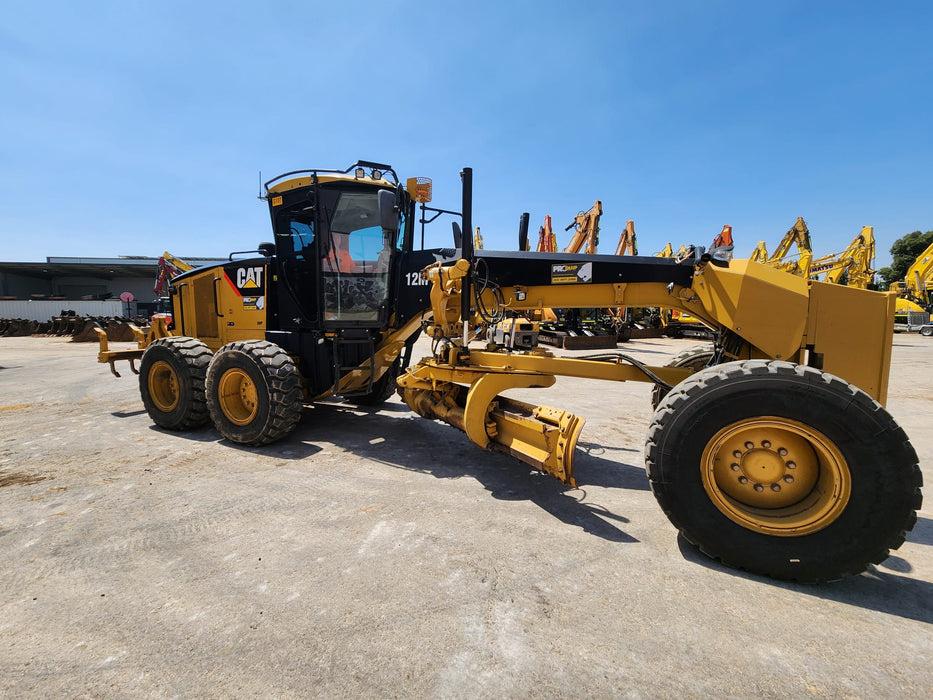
[264,161,398,196]
[266,171,395,195]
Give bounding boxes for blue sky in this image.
[1,1,930,269]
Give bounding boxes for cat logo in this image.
[236,266,263,290]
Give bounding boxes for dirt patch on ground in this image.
[0,471,49,488]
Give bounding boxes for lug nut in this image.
[786,461,796,469]
[744,441,754,449]
[738,476,748,484]
[761,440,771,449]
[733,450,743,458]
[730,463,740,471]
[754,484,764,492]
[784,475,795,483]
[778,448,788,456]
[771,484,781,492]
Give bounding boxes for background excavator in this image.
[630,227,733,341]
[751,216,813,277]
[562,200,602,254]
[534,201,618,349]
[888,238,933,330]
[95,160,921,584]
[473,226,484,250]
[808,226,876,289]
[535,215,557,253]
[749,240,769,263]
[153,251,195,297]
[603,220,639,333]
[614,220,638,256]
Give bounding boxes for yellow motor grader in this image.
[96,160,922,584]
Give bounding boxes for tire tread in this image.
[206,340,303,446]
[645,360,922,583]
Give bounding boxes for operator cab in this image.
[264,162,409,333]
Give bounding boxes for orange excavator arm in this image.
[614,220,638,256]
[536,215,557,252]
[562,200,602,254]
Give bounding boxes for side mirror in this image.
[451,221,463,248]
[378,190,399,231]
[258,242,275,257]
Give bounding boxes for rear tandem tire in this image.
[921,326,933,337]
[205,340,303,446]
[348,357,401,407]
[138,337,212,431]
[645,360,922,582]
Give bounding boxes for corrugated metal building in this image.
[0,256,225,321]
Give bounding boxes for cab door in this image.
[271,214,320,330]
[318,189,395,329]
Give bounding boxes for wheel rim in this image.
[701,417,850,536]
[217,368,259,426]
[148,360,179,412]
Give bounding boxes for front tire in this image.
[645,360,922,582]
[921,326,933,337]
[650,344,714,409]
[138,337,212,430]
[205,340,303,445]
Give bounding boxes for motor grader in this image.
[96,160,922,584]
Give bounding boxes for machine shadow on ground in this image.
[144,422,325,460]
[292,400,646,544]
[676,532,933,624]
[324,401,644,543]
[141,399,646,544]
[144,397,932,607]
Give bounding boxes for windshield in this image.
[329,191,380,235]
[320,188,396,324]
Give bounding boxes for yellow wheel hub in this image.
[148,360,179,412]
[217,369,259,426]
[701,417,850,536]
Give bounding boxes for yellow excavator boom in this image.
[749,240,769,263]
[891,239,933,306]
[808,226,876,289]
[763,217,813,277]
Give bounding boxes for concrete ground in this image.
[0,333,930,697]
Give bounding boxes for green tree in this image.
[877,229,933,289]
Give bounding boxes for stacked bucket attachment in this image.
[0,316,142,342]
